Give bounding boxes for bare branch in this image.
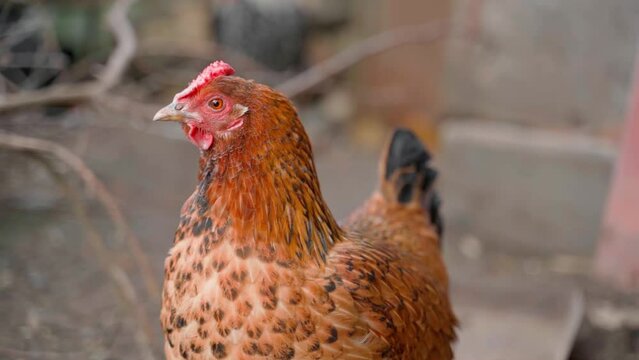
[0,131,160,304]
[138,38,275,74]
[0,0,137,112]
[30,154,156,360]
[277,20,448,98]
[100,0,137,89]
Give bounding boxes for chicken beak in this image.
[153,103,185,122]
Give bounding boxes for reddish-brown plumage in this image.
[158,63,456,359]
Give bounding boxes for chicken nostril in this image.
[175,103,184,111]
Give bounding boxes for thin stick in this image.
[277,20,448,98]
[138,38,274,74]
[30,154,157,360]
[0,0,137,112]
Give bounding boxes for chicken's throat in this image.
[187,124,214,150]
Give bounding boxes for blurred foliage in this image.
[48,2,110,61]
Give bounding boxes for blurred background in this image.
[1,0,638,359]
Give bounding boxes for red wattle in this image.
[187,125,214,150]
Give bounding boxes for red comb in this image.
[174,61,235,101]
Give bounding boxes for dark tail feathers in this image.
[381,128,443,237]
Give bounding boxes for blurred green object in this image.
[48,2,112,61]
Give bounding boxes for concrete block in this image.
[446,0,639,129]
[453,277,584,360]
[440,120,616,256]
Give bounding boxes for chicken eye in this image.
[208,98,224,111]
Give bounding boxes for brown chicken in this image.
[154,61,456,359]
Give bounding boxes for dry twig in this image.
[30,154,156,360]
[277,20,448,98]
[0,0,137,112]
[95,21,449,142]
[0,131,160,304]
[138,38,276,75]
[95,19,447,144]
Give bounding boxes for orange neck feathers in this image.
[192,86,343,266]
